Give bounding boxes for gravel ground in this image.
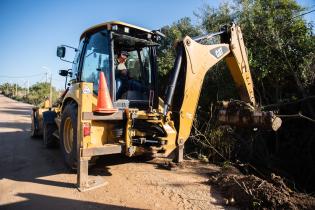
[0,94,232,210]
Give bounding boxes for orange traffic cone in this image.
[93,71,118,114]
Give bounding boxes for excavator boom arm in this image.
[224,25,256,105]
[164,24,281,145]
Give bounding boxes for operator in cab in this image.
[115,51,148,99]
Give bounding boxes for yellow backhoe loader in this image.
[31,21,281,191]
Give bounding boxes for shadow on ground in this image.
[0,128,150,190]
[0,122,31,131]
[0,101,224,209]
[0,193,140,210]
[0,104,33,115]
[0,109,32,116]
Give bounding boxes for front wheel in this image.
[60,103,78,169]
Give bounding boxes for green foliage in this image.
[0,82,59,106]
[235,0,315,104]
[159,0,315,174]
[157,17,201,95]
[157,0,314,105]
[191,113,236,162]
[195,2,234,32]
[26,82,59,106]
[194,2,241,107]
[0,83,25,98]
[0,83,14,96]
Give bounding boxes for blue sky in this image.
[0,0,314,90]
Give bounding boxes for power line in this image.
[292,9,315,19]
[0,73,43,78]
[52,78,65,82]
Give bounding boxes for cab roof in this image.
[80,21,153,40]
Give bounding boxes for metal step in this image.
[81,144,124,157]
[82,111,124,121]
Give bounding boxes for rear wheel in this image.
[43,122,58,148]
[60,103,78,169]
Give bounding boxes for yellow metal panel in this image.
[80,21,153,40]
[125,109,133,156]
[225,25,256,105]
[63,83,81,106]
[160,121,177,157]
[90,121,115,146]
[77,83,93,149]
[177,37,230,143]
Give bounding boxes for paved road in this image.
[0,94,230,210]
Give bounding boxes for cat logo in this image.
[210,46,229,59]
[215,47,223,58]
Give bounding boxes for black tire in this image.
[30,121,38,137]
[60,103,78,169]
[43,122,58,148]
[30,110,39,137]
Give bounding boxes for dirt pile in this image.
[209,166,315,209]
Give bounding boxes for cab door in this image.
[69,38,85,84]
[80,30,112,96]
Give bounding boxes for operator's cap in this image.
[120,51,129,57]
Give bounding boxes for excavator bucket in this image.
[216,101,282,131]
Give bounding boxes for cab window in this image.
[125,47,151,85]
[125,51,140,80]
[139,47,152,85]
[81,30,111,94]
[70,39,84,83]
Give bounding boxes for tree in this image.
[26,82,59,106]
[0,83,14,96]
[235,0,315,105]
[157,17,201,95]
[194,0,315,192]
[0,82,25,97]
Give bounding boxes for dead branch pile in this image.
[209,166,315,209]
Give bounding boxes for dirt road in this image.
[0,94,230,210]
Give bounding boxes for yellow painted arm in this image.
[172,24,267,144]
[224,25,255,105]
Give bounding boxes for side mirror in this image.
[59,69,72,89]
[59,70,69,77]
[57,46,66,58]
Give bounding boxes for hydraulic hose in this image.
[163,45,183,115]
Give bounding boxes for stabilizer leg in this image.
[174,144,184,163]
[77,155,107,192]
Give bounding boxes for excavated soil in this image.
[208,166,315,209]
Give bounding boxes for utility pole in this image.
[22,80,29,97]
[9,80,12,95]
[27,80,29,95]
[42,66,52,107]
[50,73,52,107]
[15,83,17,96]
[45,72,48,83]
